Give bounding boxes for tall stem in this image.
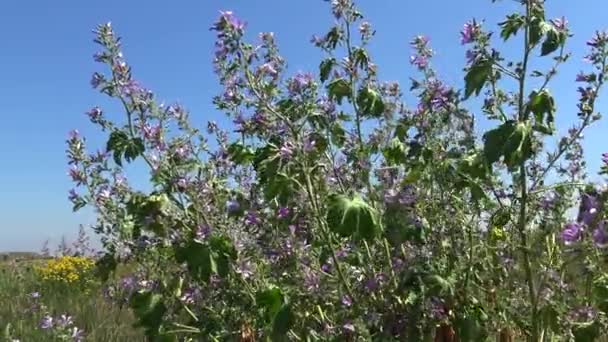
[344,17,375,201]
[517,1,538,340]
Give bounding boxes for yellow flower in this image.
[36,256,95,286]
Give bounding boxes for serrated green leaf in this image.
[319,58,336,83]
[256,286,284,319]
[499,13,525,41]
[326,194,382,240]
[130,292,167,338]
[528,89,555,134]
[383,137,407,165]
[330,123,346,147]
[124,138,145,163]
[464,59,492,99]
[356,87,385,118]
[175,241,215,282]
[227,142,256,165]
[528,9,546,47]
[541,27,561,56]
[327,78,352,105]
[107,131,129,166]
[353,48,369,70]
[483,121,533,170]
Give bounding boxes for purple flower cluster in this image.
[410,36,432,70]
[40,313,84,341]
[460,20,481,45]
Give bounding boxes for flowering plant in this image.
[36,256,95,289]
[68,0,608,340]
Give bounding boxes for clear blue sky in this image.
[1,0,607,252]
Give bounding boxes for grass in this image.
[0,258,145,341]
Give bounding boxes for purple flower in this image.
[287,72,314,94]
[85,107,103,122]
[68,165,85,185]
[428,297,448,321]
[212,11,246,37]
[120,276,136,292]
[342,323,355,333]
[245,211,260,225]
[68,189,79,202]
[40,315,53,329]
[279,142,294,160]
[71,327,85,342]
[410,35,429,48]
[258,62,278,77]
[68,130,80,140]
[428,80,451,110]
[541,191,558,211]
[460,20,479,45]
[226,199,241,214]
[57,314,73,328]
[576,72,594,82]
[550,16,568,31]
[277,207,290,219]
[196,225,211,241]
[561,222,583,245]
[359,21,372,39]
[593,221,608,247]
[90,73,104,89]
[410,55,428,69]
[341,295,352,307]
[180,287,202,305]
[236,259,253,279]
[579,194,599,225]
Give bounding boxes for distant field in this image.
[0,256,145,341]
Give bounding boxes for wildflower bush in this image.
[67,0,608,340]
[36,256,96,289]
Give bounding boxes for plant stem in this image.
[517,2,539,340]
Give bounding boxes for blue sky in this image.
[1,0,607,251]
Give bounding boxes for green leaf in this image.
[464,59,492,99]
[528,9,547,47]
[353,48,369,70]
[483,121,533,170]
[541,27,563,56]
[271,304,294,341]
[327,78,352,105]
[106,131,144,166]
[227,142,256,165]
[319,58,336,83]
[324,26,340,50]
[330,122,346,147]
[426,274,455,296]
[175,241,216,282]
[256,286,284,319]
[130,292,167,338]
[356,87,385,117]
[107,131,129,166]
[499,14,525,41]
[383,137,407,165]
[253,144,280,185]
[124,138,145,163]
[209,235,237,278]
[326,194,382,240]
[527,89,555,134]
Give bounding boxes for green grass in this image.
[0,259,145,341]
